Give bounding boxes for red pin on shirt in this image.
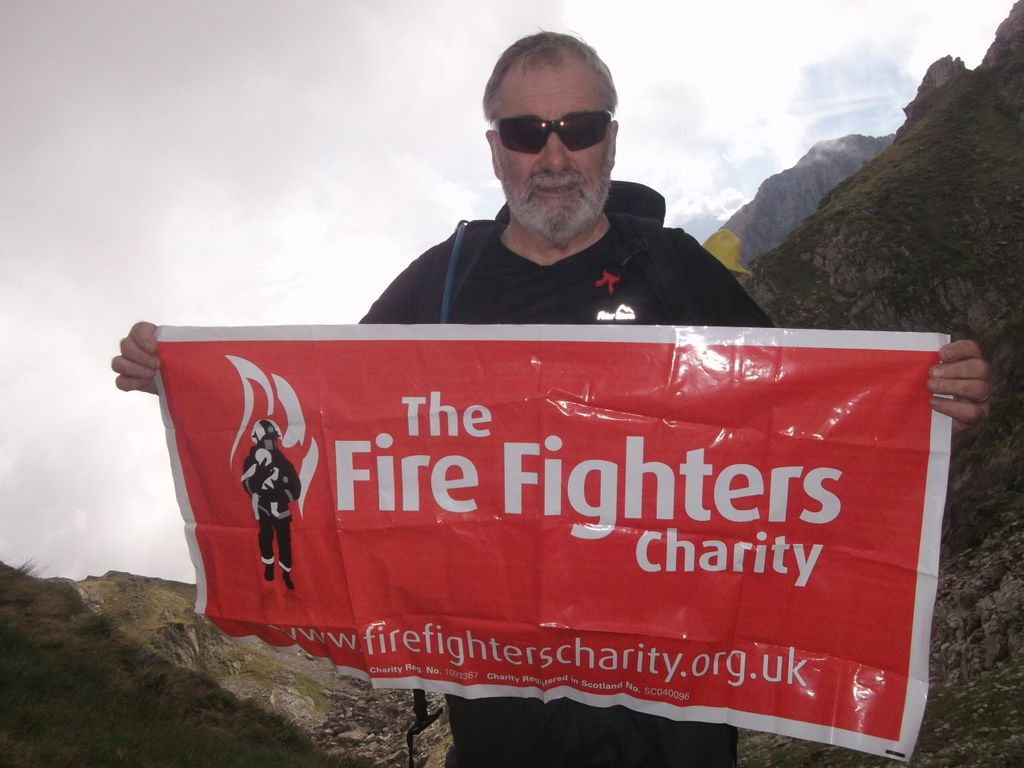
[595,270,621,294]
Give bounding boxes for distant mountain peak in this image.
[720,133,893,264]
[796,134,893,166]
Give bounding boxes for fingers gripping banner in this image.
[156,324,951,761]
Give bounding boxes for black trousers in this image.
[445,695,737,768]
[258,514,292,571]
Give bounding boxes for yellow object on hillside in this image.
[702,229,752,279]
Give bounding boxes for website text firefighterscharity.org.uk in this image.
[272,622,811,689]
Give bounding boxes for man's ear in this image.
[486,129,504,180]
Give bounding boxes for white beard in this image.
[499,149,614,249]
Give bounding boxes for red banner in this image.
[156,325,951,760]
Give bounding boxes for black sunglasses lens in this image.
[558,112,610,151]
[498,112,610,154]
[499,118,547,153]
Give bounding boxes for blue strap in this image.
[440,220,469,323]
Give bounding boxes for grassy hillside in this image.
[742,18,1024,768]
[739,658,1024,767]
[72,570,332,722]
[749,32,1024,556]
[0,562,369,768]
[750,58,1024,346]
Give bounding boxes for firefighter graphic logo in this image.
[242,419,300,588]
[227,356,319,590]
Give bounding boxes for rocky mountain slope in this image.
[722,134,894,263]
[0,562,367,768]
[742,2,1024,764]
[69,570,449,767]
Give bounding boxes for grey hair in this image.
[482,32,618,123]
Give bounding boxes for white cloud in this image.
[0,0,1016,581]
[665,188,749,225]
[571,0,1013,194]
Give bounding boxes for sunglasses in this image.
[496,110,612,154]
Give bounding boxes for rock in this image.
[268,687,318,725]
[902,56,968,121]
[982,0,1024,68]
[339,726,368,741]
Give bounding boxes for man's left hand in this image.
[928,339,993,434]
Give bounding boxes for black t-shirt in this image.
[362,215,768,767]
[362,214,771,330]
[447,224,669,325]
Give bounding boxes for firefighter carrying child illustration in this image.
[241,418,301,589]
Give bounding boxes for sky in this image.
[0,0,1014,584]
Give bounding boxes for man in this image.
[114,32,992,768]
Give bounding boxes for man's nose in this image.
[538,131,573,170]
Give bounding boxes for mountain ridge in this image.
[66,568,450,767]
[740,4,1024,763]
[721,133,894,263]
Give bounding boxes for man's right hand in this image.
[112,321,160,394]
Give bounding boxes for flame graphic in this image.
[226,355,318,517]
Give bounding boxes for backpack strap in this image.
[405,217,492,763]
[441,221,470,323]
[437,219,499,323]
[405,688,443,768]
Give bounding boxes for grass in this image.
[0,563,370,768]
[739,654,1024,767]
[750,53,1024,340]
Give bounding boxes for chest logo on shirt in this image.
[594,269,621,294]
[597,304,636,321]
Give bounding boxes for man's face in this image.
[486,57,618,249]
